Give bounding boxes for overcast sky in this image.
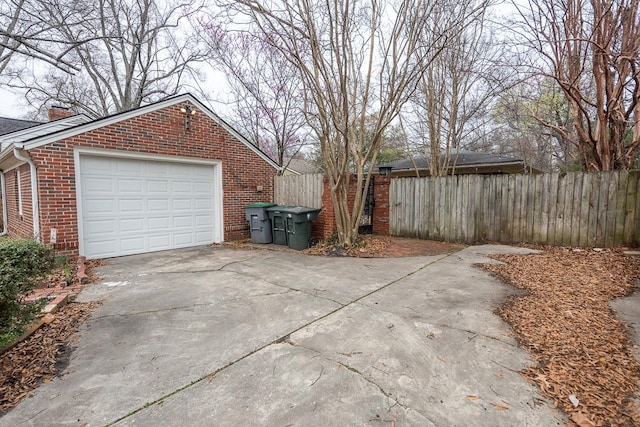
[0,2,517,122]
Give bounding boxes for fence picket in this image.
[386,171,638,247]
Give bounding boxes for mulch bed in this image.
[482,247,640,426]
[0,258,105,415]
[303,235,465,257]
[0,301,99,414]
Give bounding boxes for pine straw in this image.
[482,247,640,426]
[0,301,99,414]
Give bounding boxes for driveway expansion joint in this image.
[107,252,456,425]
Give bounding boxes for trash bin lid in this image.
[246,202,277,208]
[266,205,320,214]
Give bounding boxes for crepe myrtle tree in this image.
[220,0,486,247]
[512,0,640,170]
[202,24,308,172]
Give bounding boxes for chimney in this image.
[48,106,73,122]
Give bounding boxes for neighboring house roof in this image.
[0,114,91,150]
[0,93,280,171]
[376,150,542,175]
[283,157,323,175]
[0,117,43,136]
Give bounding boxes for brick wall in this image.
[3,164,34,238]
[311,174,391,241]
[26,101,276,254]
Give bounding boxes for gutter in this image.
[12,148,41,242]
[0,170,7,236]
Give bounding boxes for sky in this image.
[0,1,518,122]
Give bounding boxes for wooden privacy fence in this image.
[390,171,640,247]
[274,173,323,208]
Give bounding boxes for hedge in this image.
[0,239,54,347]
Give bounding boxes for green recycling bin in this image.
[266,206,292,246]
[245,202,277,244]
[267,206,321,250]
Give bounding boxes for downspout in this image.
[13,148,41,242]
[0,170,7,236]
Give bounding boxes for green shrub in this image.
[0,239,54,347]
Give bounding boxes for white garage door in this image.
[78,155,220,259]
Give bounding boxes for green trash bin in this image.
[266,206,291,246]
[267,206,321,250]
[245,202,277,244]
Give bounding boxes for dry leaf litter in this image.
[483,247,640,426]
[0,301,99,413]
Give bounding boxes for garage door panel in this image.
[172,199,192,211]
[118,179,144,193]
[147,163,169,175]
[196,231,213,243]
[84,219,115,235]
[84,178,113,192]
[174,232,194,245]
[173,216,193,228]
[171,181,191,193]
[83,157,114,172]
[147,180,169,193]
[119,199,145,213]
[120,236,146,253]
[148,199,169,212]
[148,235,171,250]
[195,215,212,226]
[85,199,115,214]
[171,164,193,176]
[117,160,144,175]
[194,199,213,210]
[120,218,144,232]
[148,217,171,231]
[79,155,219,259]
[86,240,117,257]
[194,181,212,193]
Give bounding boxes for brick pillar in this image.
[372,175,390,235]
[312,176,336,240]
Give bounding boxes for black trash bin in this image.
[245,202,277,244]
[267,206,321,250]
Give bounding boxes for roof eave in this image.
[16,94,280,171]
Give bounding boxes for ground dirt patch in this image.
[482,247,640,426]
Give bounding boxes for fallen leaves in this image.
[0,302,99,413]
[483,247,640,426]
[490,402,510,411]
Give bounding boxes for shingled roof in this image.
[0,117,43,136]
[376,150,541,175]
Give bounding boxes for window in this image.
[16,168,23,216]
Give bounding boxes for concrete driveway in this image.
[2,244,566,426]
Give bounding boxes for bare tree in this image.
[489,76,580,172]
[403,3,506,176]
[202,26,308,171]
[0,0,85,75]
[218,0,482,247]
[513,0,640,171]
[8,0,206,118]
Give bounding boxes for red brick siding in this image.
[311,174,391,240]
[27,103,276,254]
[3,164,34,238]
[372,176,390,235]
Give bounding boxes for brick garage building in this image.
[0,94,279,259]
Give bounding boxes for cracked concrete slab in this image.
[120,342,434,426]
[1,244,566,426]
